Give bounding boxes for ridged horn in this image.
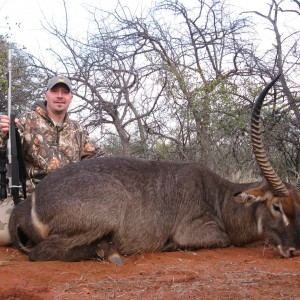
[251,74,289,196]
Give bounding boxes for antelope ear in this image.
[234,187,273,206]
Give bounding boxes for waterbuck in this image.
[8,75,300,264]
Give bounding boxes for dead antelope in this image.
[8,75,300,264]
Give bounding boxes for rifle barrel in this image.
[8,48,12,116]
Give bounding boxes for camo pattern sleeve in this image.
[80,126,105,159]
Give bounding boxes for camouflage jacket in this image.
[1,101,104,193]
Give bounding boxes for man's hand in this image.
[0,115,19,135]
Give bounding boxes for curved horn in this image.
[251,74,289,196]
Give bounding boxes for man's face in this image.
[45,83,73,115]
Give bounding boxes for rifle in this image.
[0,48,27,205]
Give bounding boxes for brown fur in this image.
[8,156,300,262]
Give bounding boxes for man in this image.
[0,75,104,245]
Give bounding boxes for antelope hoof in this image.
[108,253,124,265]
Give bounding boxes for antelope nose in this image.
[277,245,299,257]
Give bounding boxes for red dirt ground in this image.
[0,244,299,300]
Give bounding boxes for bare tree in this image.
[105,0,255,165]
[26,0,299,181]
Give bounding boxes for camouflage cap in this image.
[47,75,73,93]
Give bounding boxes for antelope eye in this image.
[272,204,281,213]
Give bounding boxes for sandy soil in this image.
[0,244,299,300]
